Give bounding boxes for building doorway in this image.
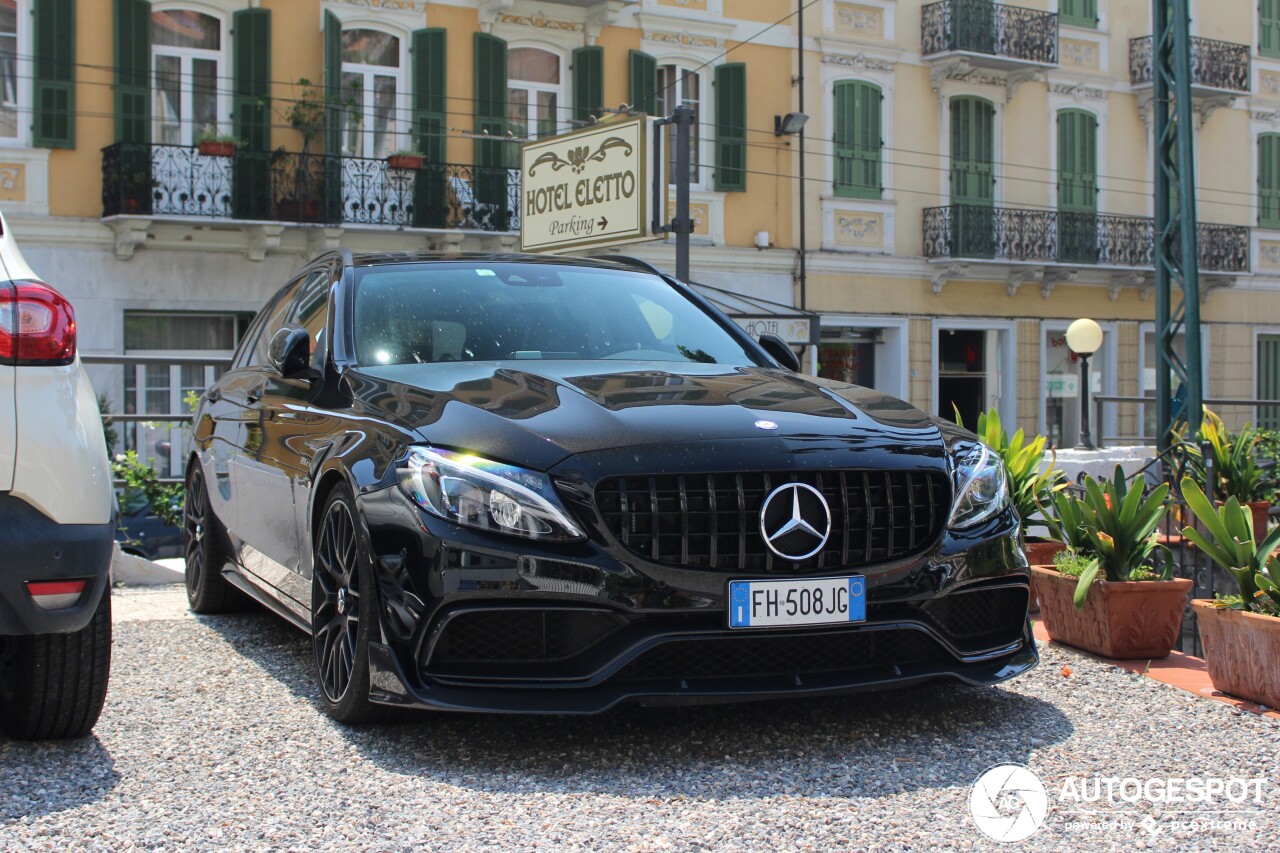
[934,322,1015,429]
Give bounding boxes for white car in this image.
[0,211,114,739]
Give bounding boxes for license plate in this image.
[728,576,866,629]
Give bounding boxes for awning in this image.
[690,281,820,346]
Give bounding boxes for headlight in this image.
[397,447,584,541]
[947,440,1008,529]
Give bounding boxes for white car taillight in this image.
[26,579,88,610]
[0,281,77,366]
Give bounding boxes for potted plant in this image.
[961,408,1066,565]
[386,149,425,171]
[196,131,238,158]
[1200,410,1273,544]
[1031,466,1193,658]
[1180,478,1280,708]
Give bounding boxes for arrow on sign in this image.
[598,217,608,229]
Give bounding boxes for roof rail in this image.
[592,255,670,277]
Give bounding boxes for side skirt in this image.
[222,566,310,633]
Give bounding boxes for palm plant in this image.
[1068,466,1171,608]
[1200,410,1271,503]
[1180,478,1280,615]
[1038,488,1093,554]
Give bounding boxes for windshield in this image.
[352,263,760,367]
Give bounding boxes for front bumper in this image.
[0,493,114,635]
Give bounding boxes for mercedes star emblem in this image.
[759,482,832,561]
[754,419,779,431]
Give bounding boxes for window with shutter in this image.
[833,80,882,199]
[1259,134,1280,228]
[949,96,995,258]
[115,0,151,145]
[714,63,746,192]
[1263,0,1280,59]
[1059,0,1098,29]
[33,0,75,148]
[629,50,657,116]
[411,28,446,228]
[474,32,512,229]
[573,46,603,125]
[322,10,342,221]
[1259,334,1280,430]
[1058,109,1098,263]
[232,9,271,220]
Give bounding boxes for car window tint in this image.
[293,267,333,370]
[248,278,304,368]
[352,263,759,367]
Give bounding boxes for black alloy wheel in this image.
[184,463,240,613]
[311,484,383,723]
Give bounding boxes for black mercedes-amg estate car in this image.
[186,251,1036,721]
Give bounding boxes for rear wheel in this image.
[184,464,242,614]
[312,484,384,724]
[0,590,112,740]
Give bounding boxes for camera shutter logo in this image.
[970,764,1048,842]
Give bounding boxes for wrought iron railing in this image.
[1129,35,1251,93]
[921,0,1058,64]
[923,204,1250,272]
[101,143,522,232]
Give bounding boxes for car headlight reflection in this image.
[398,447,584,541]
[947,441,1009,530]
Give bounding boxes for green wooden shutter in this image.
[412,28,447,227]
[713,63,746,192]
[629,50,657,115]
[1060,0,1098,28]
[834,80,881,199]
[1260,135,1280,228]
[1057,109,1096,212]
[1259,335,1280,429]
[572,46,604,124]
[33,0,75,148]
[231,9,271,220]
[950,96,994,205]
[1263,0,1280,59]
[322,10,342,221]
[114,0,150,145]
[474,32,510,228]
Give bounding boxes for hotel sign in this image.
[519,117,665,253]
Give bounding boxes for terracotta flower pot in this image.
[1031,566,1193,659]
[1191,600,1280,708]
[387,154,424,170]
[1024,539,1065,568]
[1248,500,1272,546]
[198,140,235,157]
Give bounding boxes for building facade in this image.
[0,0,1274,474]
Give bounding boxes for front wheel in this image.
[311,484,384,724]
[0,590,112,740]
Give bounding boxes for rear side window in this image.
[352,263,758,367]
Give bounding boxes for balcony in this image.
[1129,36,1250,96]
[101,143,521,232]
[921,0,1058,69]
[922,204,1250,275]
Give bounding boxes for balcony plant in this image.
[387,149,425,171]
[1180,478,1280,708]
[1030,466,1193,659]
[959,408,1066,564]
[196,131,238,158]
[1199,410,1273,543]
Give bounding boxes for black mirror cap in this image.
[758,333,801,372]
[269,323,312,379]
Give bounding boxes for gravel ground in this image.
[1,586,1277,852]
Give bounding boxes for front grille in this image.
[618,628,948,681]
[918,585,1028,653]
[429,609,623,665]
[595,470,949,572]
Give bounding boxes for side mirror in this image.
[269,323,313,380]
[758,333,801,372]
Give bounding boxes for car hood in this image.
[348,361,947,471]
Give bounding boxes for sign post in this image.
[519,116,666,253]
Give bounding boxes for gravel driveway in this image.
[1,586,1277,851]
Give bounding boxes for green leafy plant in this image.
[1053,549,1095,577]
[1067,466,1172,608]
[282,79,327,154]
[112,451,183,528]
[955,407,1066,526]
[195,130,240,145]
[1199,409,1271,503]
[1180,477,1280,616]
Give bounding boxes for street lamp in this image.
[1066,318,1104,449]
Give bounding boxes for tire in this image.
[184,463,243,614]
[311,483,385,724]
[0,590,112,740]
